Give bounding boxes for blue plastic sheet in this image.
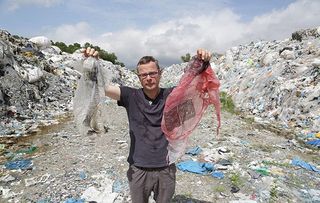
[79,171,87,180]
[292,157,320,174]
[212,171,224,179]
[306,139,320,147]
[112,179,126,193]
[177,160,214,174]
[5,159,32,170]
[64,198,85,203]
[185,146,202,155]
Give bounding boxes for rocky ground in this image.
[0,101,319,203]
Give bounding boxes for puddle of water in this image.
[0,113,74,164]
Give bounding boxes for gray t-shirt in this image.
[118,86,174,168]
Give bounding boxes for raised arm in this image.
[82,47,121,101]
[196,48,212,61]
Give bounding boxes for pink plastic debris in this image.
[161,56,221,163]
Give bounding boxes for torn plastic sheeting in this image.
[291,158,320,174]
[176,160,214,175]
[255,167,270,176]
[0,90,4,105]
[299,189,320,203]
[21,64,44,83]
[5,159,33,170]
[37,199,51,203]
[212,171,224,179]
[306,139,320,147]
[162,56,221,164]
[79,171,87,180]
[185,146,202,155]
[112,179,128,193]
[16,145,37,154]
[29,36,51,50]
[64,198,85,203]
[25,173,51,187]
[73,57,111,135]
[0,39,15,66]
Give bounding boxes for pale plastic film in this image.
[73,57,110,135]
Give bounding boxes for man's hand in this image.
[197,48,212,62]
[82,47,99,58]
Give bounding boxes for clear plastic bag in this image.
[73,57,110,135]
[161,56,221,163]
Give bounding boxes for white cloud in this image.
[245,0,320,41]
[45,0,320,68]
[6,0,62,11]
[44,22,93,45]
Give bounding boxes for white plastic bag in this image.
[73,57,110,134]
[29,36,51,50]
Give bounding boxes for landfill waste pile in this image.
[0,29,139,137]
[162,27,320,145]
[0,27,319,203]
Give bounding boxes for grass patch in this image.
[262,160,291,168]
[269,180,278,203]
[220,91,236,114]
[213,185,226,193]
[228,172,244,188]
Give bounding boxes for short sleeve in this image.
[117,86,131,107]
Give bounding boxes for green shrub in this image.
[52,41,124,66]
[229,172,244,188]
[220,91,235,113]
[181,53,191,62]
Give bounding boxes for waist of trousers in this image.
[134,164,174,171]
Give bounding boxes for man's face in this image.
[137,61,161,92]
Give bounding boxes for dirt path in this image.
[1,102,319,203]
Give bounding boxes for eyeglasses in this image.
[137,71,159,79]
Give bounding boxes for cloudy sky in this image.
[0,0,319,68]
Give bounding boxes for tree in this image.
[52,41,125,67]
[181,53,191,62]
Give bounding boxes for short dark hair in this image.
[136,56,160,72]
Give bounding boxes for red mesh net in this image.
[161,56,221,163]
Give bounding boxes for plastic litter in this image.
[79,171,87,180]
[306,139,320,147]
[217,159,232,166]
[5,159,33,170]
[291,157,320,174]
[36,199,51,203]
[229,200,257,203]
[25,173,51,187]
[212,171,224,179]
[112,179,126,193]
[16,145,37,154]
[299,189,320,203]
[176,160,214,174]
[255,168,270,176]
[26,67,44,83]
[73,57,111,134]
[162,56,221,164]
[64,198,85,203]
[185,146,202,155]
[231,186,240,193]
[29,36,51,50]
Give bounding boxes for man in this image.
[83,47,212,203]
